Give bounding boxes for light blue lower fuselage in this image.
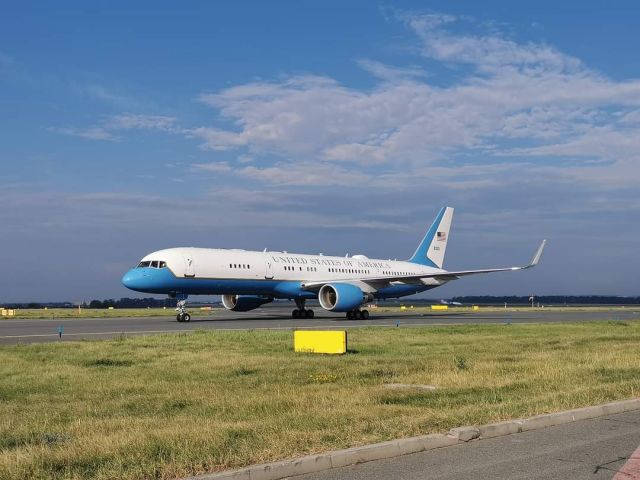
[122,267,435,300]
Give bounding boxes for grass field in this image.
[2,305,637,320]
[1,321,639,479]
[376,305,639,313]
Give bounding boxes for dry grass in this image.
[377,305,638,313]
[4,305,637,320]
[1,321,639,479]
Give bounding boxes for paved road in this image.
[0,307,637,344]
[299,410,640,480]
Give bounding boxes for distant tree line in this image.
[451,296,640,305]
[2,298,178,309]
[4,296,639,309]
[85,298,178,308]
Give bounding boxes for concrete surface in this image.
[298,409,640,480]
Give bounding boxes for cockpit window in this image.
[138,260,167,268]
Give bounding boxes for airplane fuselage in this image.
[121,247,446,300]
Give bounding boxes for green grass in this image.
[378,305,639,313]
[4,304,637,320]
[1,321,639,479]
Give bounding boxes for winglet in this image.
[523,240,546,269]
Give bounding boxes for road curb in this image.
[184,397,640,480]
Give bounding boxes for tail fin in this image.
[408,207,454,268]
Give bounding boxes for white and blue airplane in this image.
[121,207,545,322]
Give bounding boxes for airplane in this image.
[121,207,546,322]
[440,299,463,306]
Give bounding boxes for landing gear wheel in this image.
[292,309,300,319]
[361,310,370,319]
[305,309,314,319]
[175,297,189,323]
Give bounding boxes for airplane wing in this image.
[301,240,546,291]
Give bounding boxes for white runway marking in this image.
[0,322,457,340]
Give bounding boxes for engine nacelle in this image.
[318,283,366,312]
[221,295,273,312]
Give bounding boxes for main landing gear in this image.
[292,298,314,319]
[175,298,191,322]
[346,309,369,320]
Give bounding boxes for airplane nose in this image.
[121,270,135,289]
[121,269,146,290]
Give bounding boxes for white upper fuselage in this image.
[138,247,447,291]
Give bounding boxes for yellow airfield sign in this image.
[294,330,347,354]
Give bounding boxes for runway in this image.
[1,306,638,344]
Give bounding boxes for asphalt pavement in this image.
[0,306,638,344]
[297,409,640,480]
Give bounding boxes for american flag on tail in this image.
[436,231,447,242]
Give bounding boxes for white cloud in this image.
[50,12,640,192]
[401,12,583,74]
[49,126,116,141]
[78,84,137,108]
[188,126,249,150]
[356,59,427,82]
[51,113,180,142]
[107,113,179,131]
[185,12,640,188]
[237,162,369,186]
[191,161,232,173]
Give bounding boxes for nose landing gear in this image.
[175,295,191,322]
[292,298,314,318]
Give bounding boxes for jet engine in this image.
[221,295,273,312]
[318,283,368,312]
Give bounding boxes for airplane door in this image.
[265,259,274,279]
[183,253,195,278]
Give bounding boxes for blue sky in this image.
[1,1,639,302]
